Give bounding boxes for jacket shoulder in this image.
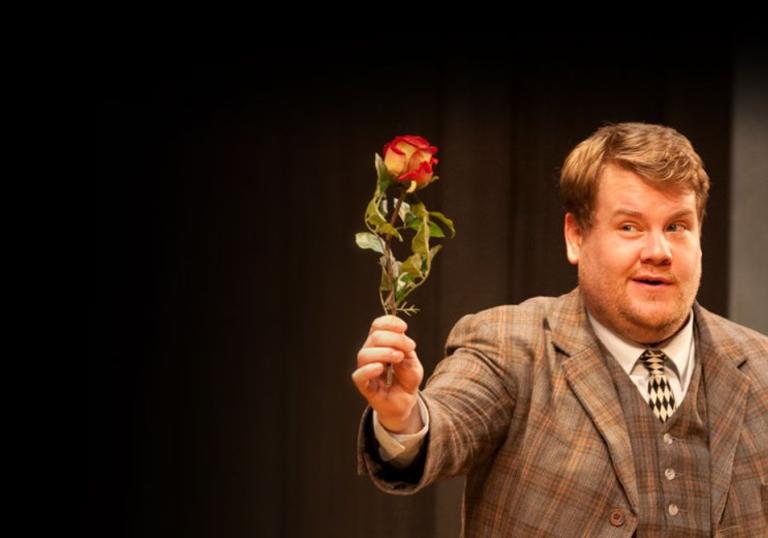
[695,306,768,386]
[696,306,768,353]
[447,296,557,342]
[444,294,567,363]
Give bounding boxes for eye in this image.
[667,222,687,232]
[620,223,639,232]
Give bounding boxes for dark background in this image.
[86,37,757,537]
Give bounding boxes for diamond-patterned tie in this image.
[639,348,676,423]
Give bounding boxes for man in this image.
[352,123,768,536]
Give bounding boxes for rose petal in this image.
[400,135,431,149]
[400,161,434,183]
[384,149,406,176]
[382,135,438,182]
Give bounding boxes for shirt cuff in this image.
[372,395,430,468]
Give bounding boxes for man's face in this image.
[565,164,702,344]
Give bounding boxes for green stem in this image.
[383,188,408,314]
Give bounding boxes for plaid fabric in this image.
[357,288,768,537]
[606,338,711,536]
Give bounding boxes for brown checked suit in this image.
[357,288,768,536]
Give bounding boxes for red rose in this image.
[382,135,439,187]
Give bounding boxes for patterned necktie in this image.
[639,348,676,423]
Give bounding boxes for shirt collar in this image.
[587,310,694,377]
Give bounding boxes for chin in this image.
[624,308,686,342]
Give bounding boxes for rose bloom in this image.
[383,135,438,187]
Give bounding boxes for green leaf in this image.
[428,244,443,262]
[405,215,421,231]
[411,219,429,256]
[401,253,424,278]
[417,244,442,274]
[375,153,392,194]
[395,287,407,303]
[365,198,387,229]
[410,202,428,219]
[429,211,456,238]
[379,222,403,241]
[355,232,385,254]
[397,302,420,316]
[427,221,445,238]
[398,200,411,224]
[395,274,413,302]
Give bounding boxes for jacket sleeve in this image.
[357,308,519,494]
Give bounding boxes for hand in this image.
[351,315,424,434]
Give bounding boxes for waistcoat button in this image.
[609,509,626,527]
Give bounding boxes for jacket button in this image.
[609,508,626,527]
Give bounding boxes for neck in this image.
[588,310,691,348]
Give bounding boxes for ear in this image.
[564,213,583,265]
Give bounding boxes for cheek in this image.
[675,241,702,273]
[579,242,635,284]
[594,240,638,273]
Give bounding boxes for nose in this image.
[640,230,671,265]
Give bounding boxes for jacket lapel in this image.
[694,304,751,526]
[550,289,640,513]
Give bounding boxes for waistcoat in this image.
[604,347,711,536]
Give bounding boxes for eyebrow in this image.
[611,208,696,221]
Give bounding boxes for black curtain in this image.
[87,38,733,537]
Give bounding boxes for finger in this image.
[400,348,419,364]
[364,330,416,352]
[369,315,408,335]
[357,347,404,367]
[351,362,384,396]
[392,349,423,390]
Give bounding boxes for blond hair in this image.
[560,123,710,229]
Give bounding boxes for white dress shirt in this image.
[373,309,696,466]
[587,311,695,408]
[372,396,430,468]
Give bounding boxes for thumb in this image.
[351,362,385,400]
[392,349,423,391]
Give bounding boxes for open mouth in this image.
[632,277,671,287]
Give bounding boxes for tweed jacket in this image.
[357,288,768,536]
